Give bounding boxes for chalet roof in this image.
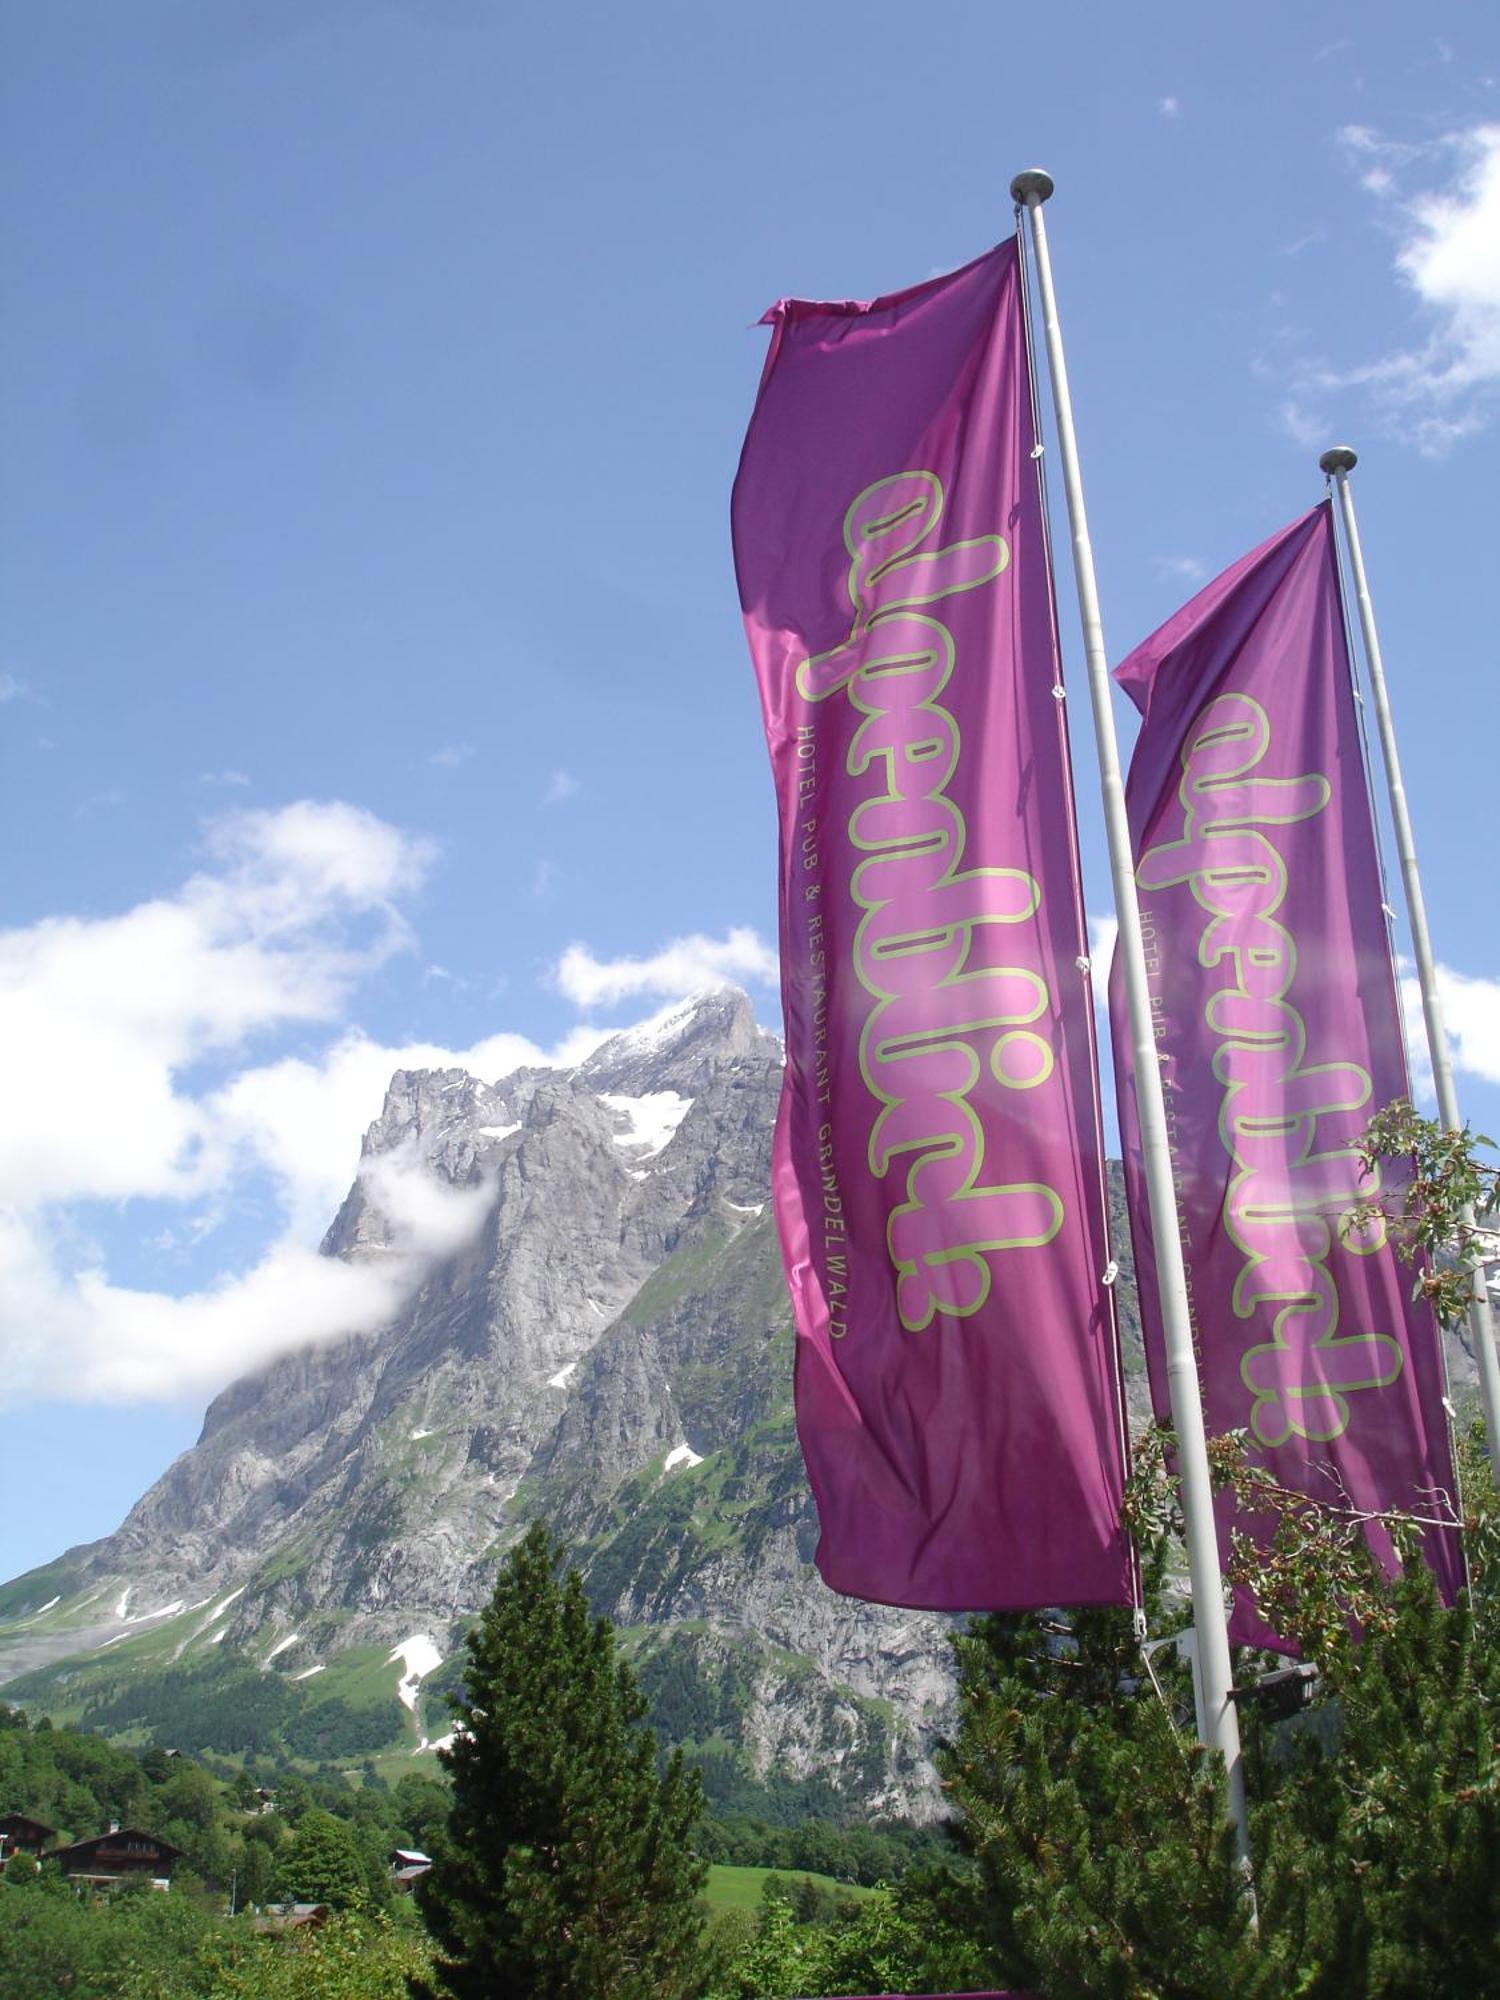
[390,1847,431,1865]
[252,1901,330,1932]
[0,1812,56,1843]
[50,1827,185,1864]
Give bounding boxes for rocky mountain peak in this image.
[361,1066,508,1158]
[0,979,961,1823]
[578,985,779,1096]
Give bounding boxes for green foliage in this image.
[940,1419,1500,1996]
[1354,1099,1499,1331]
[0,1865,227,2000]
[1250,1548,1500,1996]
[51,1649,406,1764]
[272,1806,369,1910]
[578,1408,808,1615]
[127,1911,434,2000]
[0,1702,455,1997]
[942,1597,1273,1999]
[702,1877,987,1999]
[633,1635,757,1746]
[0,1700,152,1840]
[387,1773,449,1854]
[75,1656,300,1757]
[0,1560,84,1621]
[695,1809,941,1883]
[945,1078,1500,2000]
[414,1520,707,1999]
[281,1694,405,1761]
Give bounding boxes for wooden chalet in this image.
[388,1845,432,1892]
[252,1901,331,1933]
[50,1824,183,1889]
[0,1811,55,1864]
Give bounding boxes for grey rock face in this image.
[0,988,956,1818]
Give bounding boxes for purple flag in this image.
[732,244,1133,1611]
[1110,504,1462,1645]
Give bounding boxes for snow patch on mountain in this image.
[663,1443,703,1473]
[599,1092,691,1157]
[547,1362,577,1389]
[263,1631,299,1666]
[582,994,705,1070]
[390,1633,442,1711]
[119,1598,182,1628]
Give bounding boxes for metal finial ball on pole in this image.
[1319,445,1358,477]
[1010,168,1055,206]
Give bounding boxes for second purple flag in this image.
[732,244,1133,1611]
[1109,503,1462,1644]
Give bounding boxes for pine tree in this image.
[940,1598,1281,1999]
[1253,1560,1500,1997]
[413,1520,707,2000]
[937,1432,1500,1996]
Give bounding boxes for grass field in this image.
[703,1864,870,1913]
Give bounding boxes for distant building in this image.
[0,1812,56,1866]
[389,1845,432,1892]
[252,1901,331,1932]
[50,1825,183,1890]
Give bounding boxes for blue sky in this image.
[3,0,1498,1582]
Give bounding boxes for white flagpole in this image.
[1321,444,1500,1480]
[1011,168,1249,1863]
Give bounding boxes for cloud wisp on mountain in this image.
[0,803,779,1409]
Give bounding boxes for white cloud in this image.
[1399,959,1500,1103]
[543,769,580,806]
[426,744,473,769]
[198,769,250,788]
[1152,554,1208,586]
[0,801,434,1210]
[1157,95,1181,119]
[0,815,774,1407]
[1096,916,1120,988]
[1436,965,1500,1091]
[1290,123,1500,454]
[554,927,779,1010]
[1093,916,1497,1115]
[358,1143,498,1261]
[0,1217,414,1405]
[206,1021,607,1243]
[1276,397,1329,452]
[1087,914,1120,1021]
[0,672,27,702]
[0,801,452,1405]
[0,1008,610,1409]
